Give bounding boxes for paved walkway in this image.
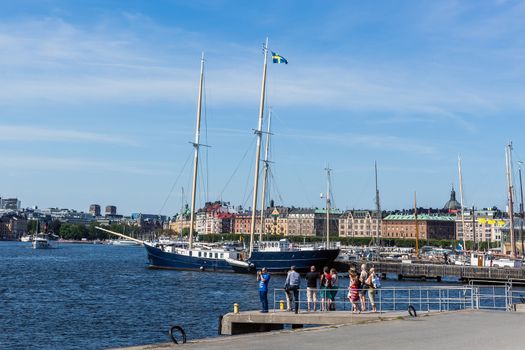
[113,310,525,350]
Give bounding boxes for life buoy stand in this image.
[169,325,187,344]
[408,305,417,317]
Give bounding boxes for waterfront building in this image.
[130,213,167,231]
[233,210,261,235]
[89,204,101,217]
[382,214,455,240]
[25,207,95,225]
[262,206,289,235]
[0,198,21,210]
[105,205,117,216]
[0,214,27,240]
[287,208,315,236]
[455,209,505,243]
[195,201,236,234]
[338,210,382,238]
[287,208,340,237]
[169,217,190,234]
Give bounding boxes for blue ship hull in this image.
[144,244,235,272]
[230,249,341,274]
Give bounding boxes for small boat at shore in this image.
[20,235,32,243]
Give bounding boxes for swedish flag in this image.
[271,51,288,64]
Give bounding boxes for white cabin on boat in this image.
[257,239,290,252]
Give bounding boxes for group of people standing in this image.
[348,264,379,313]
[257,264,381,313]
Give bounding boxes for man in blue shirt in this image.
[257,267,270,313]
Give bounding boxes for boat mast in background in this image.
[324,165,333,248]
[458,155,466,251]
[188,53,205,250]
[414,191,419,258]
[259,107,272,240]
[375,161,381,246]
[249,38,269,257]
[505,142,516,258]
[518,161,525,257]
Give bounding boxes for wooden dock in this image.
[335,261,525,283]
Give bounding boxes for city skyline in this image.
[1,1,525,215]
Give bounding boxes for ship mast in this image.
[458,155,466,251]
[375,161,381,246]
[325,165,332,248]
[518,161,525,257]
[259,107,272,240]
[505,142,516,258]
[414,191,419,257]
[249,38,269,257]
[188,53,205,250]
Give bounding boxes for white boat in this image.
[20,235,32,242]
[32,234,58,249]
[110,239,142,246]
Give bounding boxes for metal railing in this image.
[272,284,525,314]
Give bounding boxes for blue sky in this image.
[1,1,525,215]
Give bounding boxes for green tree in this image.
[27,220,37,234]
[48,220,62,234]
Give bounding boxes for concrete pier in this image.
[113,310,525,350]
[220,310,405,335]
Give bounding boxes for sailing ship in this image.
[97,40,340,273]
[142,53,240,272]
[97,54,238,272]
[225,39,340,273]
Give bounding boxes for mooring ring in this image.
[408,305,417,317]
[169,325,187,344]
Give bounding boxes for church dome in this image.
[443,186,461,212]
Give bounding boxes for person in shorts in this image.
[305,265,319,312]
[359,263,368,312]
[320,266,332,311]
[366,267,377,312]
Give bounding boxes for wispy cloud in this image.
[1,14,524,130]
[0,154,164,175]
[279,130,436,155]
[0,125,138,146]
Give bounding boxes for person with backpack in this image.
[320,266,332,312]
[366,267,379,312]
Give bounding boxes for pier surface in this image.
[113,310,525,350]
[219,309,405,335]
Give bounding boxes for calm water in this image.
[0,242,453,350]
